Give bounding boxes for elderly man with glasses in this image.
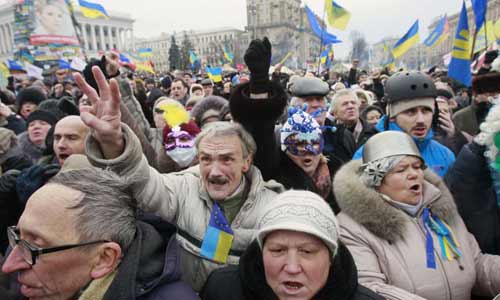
[1,167,197,300]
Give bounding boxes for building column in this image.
[130,28,135,51]
[0,25,6,55]
[117,28,122,51]
[107,26,113,50]
[91,24,97,52]
[5,23,12,53]
[81,23,88,51]
[98,25,105,51]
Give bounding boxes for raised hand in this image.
[74,66,124,159]
[244,37,272,94]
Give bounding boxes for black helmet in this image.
[384,71,437,104]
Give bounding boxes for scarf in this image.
[313,156,332,199]
[78,270,117,300]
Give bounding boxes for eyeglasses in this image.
[154,108,164,114]
[7,226,110,266]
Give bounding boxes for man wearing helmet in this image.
[353,71,455,177]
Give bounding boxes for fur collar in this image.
[334,160,458,242]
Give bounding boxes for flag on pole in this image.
[474,20,496,53]
[472,0,488,32]
[448,1,472,87]
[392,20,420,58]
[78,0,109,19]
[325,0,351,30]
[424,15,450,47]
[7,60,25,71]
[222,46,234,64]
[305,5,342,45]
[0,62,10,88]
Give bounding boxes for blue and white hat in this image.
[280,108,322,152]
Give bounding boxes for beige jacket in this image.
[334,160,500,300]
[85,124,284,291]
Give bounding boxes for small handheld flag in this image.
[206,67,222,83]
[200,203,234,264]
[223,46,234,64]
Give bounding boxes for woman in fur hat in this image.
[334,131,500,300]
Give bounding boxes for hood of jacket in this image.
[238,240,360,300]
[102,221,183,299]
[333,160,458,242]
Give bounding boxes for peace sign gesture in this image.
[74,66,124,159]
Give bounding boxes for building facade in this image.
[426,0,500,66]
[246,0,321,69]
[0,2,134,62]
[135,27,246,72]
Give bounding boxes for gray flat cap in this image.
[201,78,214,86]
[290,77,329,97]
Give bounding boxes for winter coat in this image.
[17,132,45,164]
[201,240,384,300]
[445,143,500,255]
[229,82,343,213]
[101,221,198,300]
[85,124,285,291]
[338,117,378,150]
[453,102,488,137]
[323,117,356,173]
[353,116,456,177]
[334,160,500,300]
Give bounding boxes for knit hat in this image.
[16,87,47,108]
[190,96,228,127]
[388,97,435,117]
[256,190,339,256]
[25,109,57,126]
[280,108,322,152]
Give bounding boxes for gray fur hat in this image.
[190,96,228,128]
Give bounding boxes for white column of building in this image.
[98,25,105,51]
[124,29,129,51]
[5,23,12,54]
[130,28,135,51]
[117,28,122,51]
[91,24,97,52]
[107,26,113,50]
[81,23,88,51]
[0,25,6,55]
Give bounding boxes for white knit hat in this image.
[256,190,339,256]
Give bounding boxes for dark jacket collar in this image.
[103,221,182,299]
[239,240,360,300]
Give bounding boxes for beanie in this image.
[256,190,339,257]
[26,110,57,127]
[280,108,322,152]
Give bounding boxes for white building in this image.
[0,2,134,62]
[135,27,246,72]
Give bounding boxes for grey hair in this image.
[330,88,359,113]
[195,121,256,158]
[49,168,136,251]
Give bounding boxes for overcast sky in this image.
[1,0,467,58]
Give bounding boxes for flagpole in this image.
[317,2,327,75]
[67,1,90,63]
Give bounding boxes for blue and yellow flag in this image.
[305,5,342,45]
[223,46,234,64]
[138,48,153,58]
[206,66,222,83]
[7,60,24,71]
[424,15,450,48]
[58,59,71,70]
[189,51,198,65]
[472,0,488,31]
[325,0,351,31]
[0,62,10,88]
[448,1,472,87]
[78,0,109,19]
[200,203,234,264]
[392,20,420,58]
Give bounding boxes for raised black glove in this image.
[16,164,60,204]
[244,37,272,94]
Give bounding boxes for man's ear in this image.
[242,155,252,173]
[90,242,122,279]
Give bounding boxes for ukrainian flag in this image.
[325,0,351,31]
[138,48,153,58]
[78,0,109,19]
[448,1,471,87]
[424,16,450,48]
[206,67,222,83]
[223,46,234,64]
[0,62,10,88]
[200,203,234,263]
[392,20,420,59]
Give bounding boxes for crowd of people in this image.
[1,36,500,300]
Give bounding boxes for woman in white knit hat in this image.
[201,190,383,300]
[334,130,500,300]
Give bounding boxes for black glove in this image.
[485,50,499,64]
[244,37,272,94]
[16,164,60,204]
[0,170,20,193]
